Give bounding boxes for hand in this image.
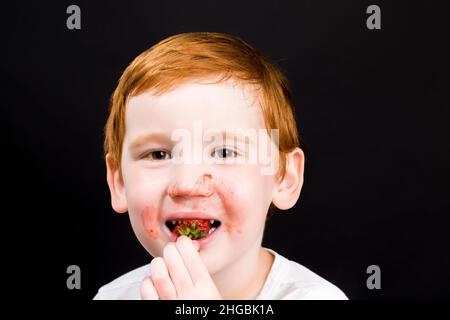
[140,235,223,300]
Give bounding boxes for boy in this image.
[94,32,347,300]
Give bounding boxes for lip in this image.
[163,211,220,222]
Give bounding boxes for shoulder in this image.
[259,248,348,300]
[93,264,150,300]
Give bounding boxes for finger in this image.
[175,235,211,286]
[149,257,177,300]
[163,242,195,294]
[140,276,159,300]
[192,240,200,251]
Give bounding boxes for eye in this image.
[144,150,171,161]
[212,147,238,159]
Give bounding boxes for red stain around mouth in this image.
[223,222,242,234]
[141,206,161,240]
[209,177,243,235]
[169,173,244,237]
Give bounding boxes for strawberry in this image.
[173,219,211,240]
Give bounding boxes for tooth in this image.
[171,220,176,225]
[210,219,214,224]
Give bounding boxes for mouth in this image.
[164,219,222,240]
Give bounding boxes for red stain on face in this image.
[223,221,242,234]
[195,173,213,185]
[142,173,243,243]
[141,206,161,240]
[203,173,213,179]
[169,173,214,199]
[210,177,243,235]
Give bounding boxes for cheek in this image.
[215,180,243,235]
[207,168,272,235]
[123,168,167,240]
[128,205,166,258]
[140,206,161,240]
[124,165,167,204]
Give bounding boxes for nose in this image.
[167,165,214,199]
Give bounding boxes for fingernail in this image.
[192,240,200,251]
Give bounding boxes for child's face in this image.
[111,79,280,275]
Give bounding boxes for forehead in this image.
[124,79,266,143]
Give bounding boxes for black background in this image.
[3,0,449,300]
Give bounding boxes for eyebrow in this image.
[128,132,173,151]
[207,131,254,146]
[128,130,254,151]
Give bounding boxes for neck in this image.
[211,244,274,300]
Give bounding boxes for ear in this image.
[272,147,305,210]
[105,153,128,213]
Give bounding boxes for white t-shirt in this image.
[93,247,348,300]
